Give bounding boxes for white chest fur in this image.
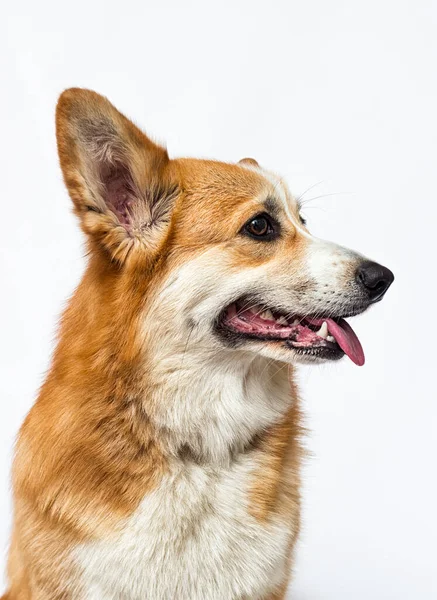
[74,455,294,600]
[75,345,297,599]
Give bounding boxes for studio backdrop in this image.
[1,1,436,598]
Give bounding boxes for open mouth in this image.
[219,300,365,366]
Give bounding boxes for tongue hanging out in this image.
[223,303,365,366]
[304,317,365,366]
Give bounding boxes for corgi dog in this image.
[3,89,394,600]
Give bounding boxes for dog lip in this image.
[287,343,345,361]
[220,294,371,323]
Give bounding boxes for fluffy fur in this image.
[3,89,386,599]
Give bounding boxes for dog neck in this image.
[143,342,294,465]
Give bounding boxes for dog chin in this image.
[240,338,345,366]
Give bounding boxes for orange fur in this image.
[4,89,308,599]
[249,367,303,523]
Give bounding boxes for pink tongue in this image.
[306,317,365,366]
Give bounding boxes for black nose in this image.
[356,260,394,302]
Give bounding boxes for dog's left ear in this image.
[56,88,178,263]
[238,157,260,168]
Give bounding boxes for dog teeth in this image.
[293,319,300,326]
[316,321,329,339]
[276,316,288,325]
[260,309,275,320]
[327,335,335,343]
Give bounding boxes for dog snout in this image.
[356,260,394,303]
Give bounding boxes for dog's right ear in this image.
[56,88,178,263]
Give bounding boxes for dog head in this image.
[56,89,393,368]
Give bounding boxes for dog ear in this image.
[56,88,178,263]
[238,157,260,168]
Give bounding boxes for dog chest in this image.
[74,456,294,600]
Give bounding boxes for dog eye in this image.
[242,213,277,240]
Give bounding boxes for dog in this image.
[2,88,394,600]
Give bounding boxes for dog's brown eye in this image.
[242,213,278,240]
[248,217,269,236]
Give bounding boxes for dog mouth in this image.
[219,300,365,366]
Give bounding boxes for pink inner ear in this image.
[105,167,134,226]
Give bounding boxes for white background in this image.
[1,1,436,598]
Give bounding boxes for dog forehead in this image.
[174,158,267,203]
[171,158,297,218]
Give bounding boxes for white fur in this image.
[74,356,296,599]
[75,455,294,599]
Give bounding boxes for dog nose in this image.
[356,260,394,302]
